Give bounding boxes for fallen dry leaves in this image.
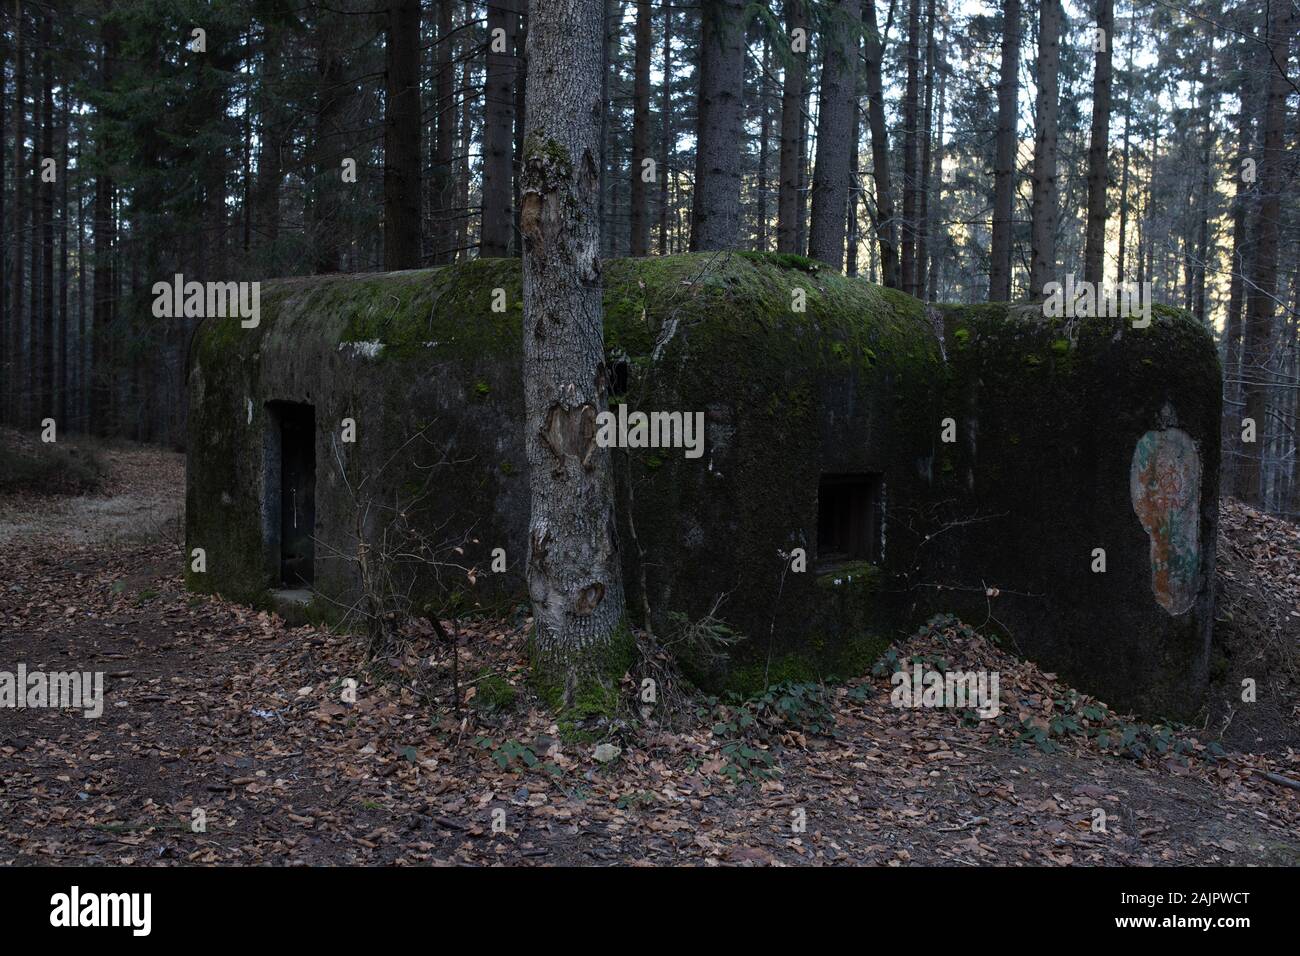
[1,443,1297,866]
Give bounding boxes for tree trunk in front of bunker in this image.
[520,0,627,703]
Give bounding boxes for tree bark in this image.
[384,0,422,269]
[29,59,40,425]
[776,0,807,254]
[482,0,520,257]
[926,7,947,302]
[1115,20,1132,287]
[657,0,673,254]
[1237,3,1293,505]
[914,0,935,297]
[1288,267,1300,516]
[628,0,652,256]
[76,153,86,429]
[809,0,861,271]
[432,0,457,264]
[1028,0,1061,299]
[796,67,810,253]
[691,0,746,251]
[520,0,627,687]
[311,11,346,274]
[989,0,1018,300]
[1192,57,1212,324]
[254,24,284,253]
[756,36,771,251]
[456,55,472,259]
[38,2,53,421]
[59,84,69,425]
[1,4,13,424]
[1221,96,1253,500]
[91,2,116,434]
[1082,0,1113,285]
[862,0,898,287]
[900,0,919,295]
[596,0,610,255]
[39,4,54,422]
[846,103,859,276]
[514,2,528,249]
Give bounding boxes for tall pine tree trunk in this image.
[900,0,919,295]
[431,1,456,264]
[1288,268,1300,515]
[691,0,746,251]
[596,0,610,256]
[627,0,652,256]
[796,78,809,253]
[456,56,472,259]
[255,25,284,254]
[657,0,673,254]
[1192,59,1212,324]
[40,6,54,422]
[59,85,69,426]
[1237,4,1293,505]
[77,172,86,428]
[1115,20,1132,287]
[756,37,771,251]
[91,3,116,434]
[29,64,40,427]
[514,2,528,247]
[776,0,807,253]
[1028,0,1062,298]
[1082,0,1113,285]
[311,14,346,274]
[846,105,859,276]
[520,0,627,696]
[989,0,1018,300]
[927,9,947,301]
[914,0,935,297]
[1,9,11,424]
[863,0,898,287]
[808,0,861,271]
[1221,98,1253,498]
[482,0,519,257]
[384,0,422,269]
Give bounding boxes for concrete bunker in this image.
[185,253,1222,718]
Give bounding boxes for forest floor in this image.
[2,436,1298,866]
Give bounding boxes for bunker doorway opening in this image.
[267,401,316,588]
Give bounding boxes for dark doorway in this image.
[816,473,883,567]
[275,403,316,586]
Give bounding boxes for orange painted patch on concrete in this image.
[1130,428,1201,615]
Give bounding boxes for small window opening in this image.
[816,474,882,567]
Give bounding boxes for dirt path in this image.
[2,443,1298,866]
[0,442,184,550]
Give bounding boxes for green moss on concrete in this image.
[596,253,941,691]
[721,629,893,697]
[186,313,271,605]
[931,299,1221,717]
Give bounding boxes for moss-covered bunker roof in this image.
[192,251,1216,410]
[193,252,942,376]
